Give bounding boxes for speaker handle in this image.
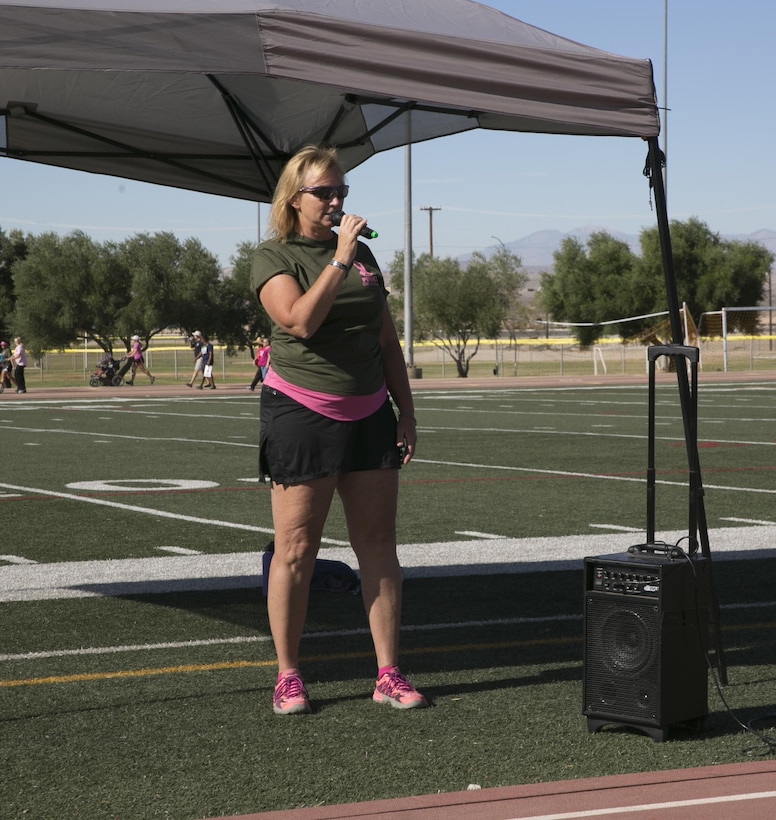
[627,543,685,560]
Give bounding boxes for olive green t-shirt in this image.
[250,235,388,396]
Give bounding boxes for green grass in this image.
[1,380,775,818]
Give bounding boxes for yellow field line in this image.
[0,636,579,688]
[0,659,275,688]
[2,625,769,689]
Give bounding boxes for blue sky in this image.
[2,0,774,271]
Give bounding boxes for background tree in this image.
[638,217,772,331]
[80,239,134,355]
[115,232,184,346]
[487,244,528,342]
[12,231,126,355]
[0,228,28,342]
[383,250,409,338]
[172,237,229,341]
[12,230,229,356]
[540,220,772,345]
[541,232,638,346]
[215,240,270,355]
[7,217,771,361]
[390,252,507,377]
[109,232,226,353]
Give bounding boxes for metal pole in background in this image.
[403,141,414,369]
[769,270,773,351]
[663,0,668,195]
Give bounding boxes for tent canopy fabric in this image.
[0,0,659,202]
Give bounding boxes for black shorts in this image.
[258,386,400,484]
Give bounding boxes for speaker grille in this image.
[584,595,661,722]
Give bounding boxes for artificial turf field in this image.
[1,377,775,818]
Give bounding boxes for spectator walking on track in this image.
[247,336,271,391]
[10,337,27,393]
[197,334,216,389]
[187,331,203,388]
[125,335,155,386]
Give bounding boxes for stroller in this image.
[89,355,126,387]
[0,361,13,392]
[115,356,135,384]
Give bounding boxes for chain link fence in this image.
[16,335,776,386]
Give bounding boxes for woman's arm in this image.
[259,216,365,339]
[259,270,343,340]
[380,303,416,465]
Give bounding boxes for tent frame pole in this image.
[646,137,727,684]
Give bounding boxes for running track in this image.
[217,761,776,819]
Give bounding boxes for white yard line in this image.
[1,525,774,602]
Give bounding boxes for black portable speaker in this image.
[582,550,709,741]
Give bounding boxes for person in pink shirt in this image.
[125,335,155,386]
[247,336,271,391]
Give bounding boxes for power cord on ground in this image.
[670,538,776,757]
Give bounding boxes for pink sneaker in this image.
[273,671,311,715]
[372,668,427,709]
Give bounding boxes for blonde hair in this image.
[266,145,343,241]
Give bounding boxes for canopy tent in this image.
[0,0,659,202]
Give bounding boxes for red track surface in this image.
[216,761,776,820]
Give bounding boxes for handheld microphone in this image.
[330,209,378,239]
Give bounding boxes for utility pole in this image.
[404,144,414,369]
[769,268,773,351]
[420,206,441,258]
[663,0,668,196]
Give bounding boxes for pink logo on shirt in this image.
[353,261,380,287]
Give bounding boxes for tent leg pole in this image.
[647,137,727,684]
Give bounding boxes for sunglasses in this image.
[298,184,349,201]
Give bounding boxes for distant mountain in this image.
[726,229,776,258]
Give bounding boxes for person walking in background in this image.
[251,144,424,715]
[125,334,155,386]
[0,341,16,390]
[10,337,27,393]
[187,331,203,387]
[247,336,271,391]
[197,334,215,389]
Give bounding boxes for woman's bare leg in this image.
[338,469,401,669]
[267,476,338,672]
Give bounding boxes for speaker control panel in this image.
[591,565,661,596]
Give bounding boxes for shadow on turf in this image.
[94,570,588,628]
[0,683,269,724]
[585,694,776,750]
[69,561,775,703]
[75,563,775,663]
[7,673,774,753]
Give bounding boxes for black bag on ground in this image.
[261,541,360,597]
